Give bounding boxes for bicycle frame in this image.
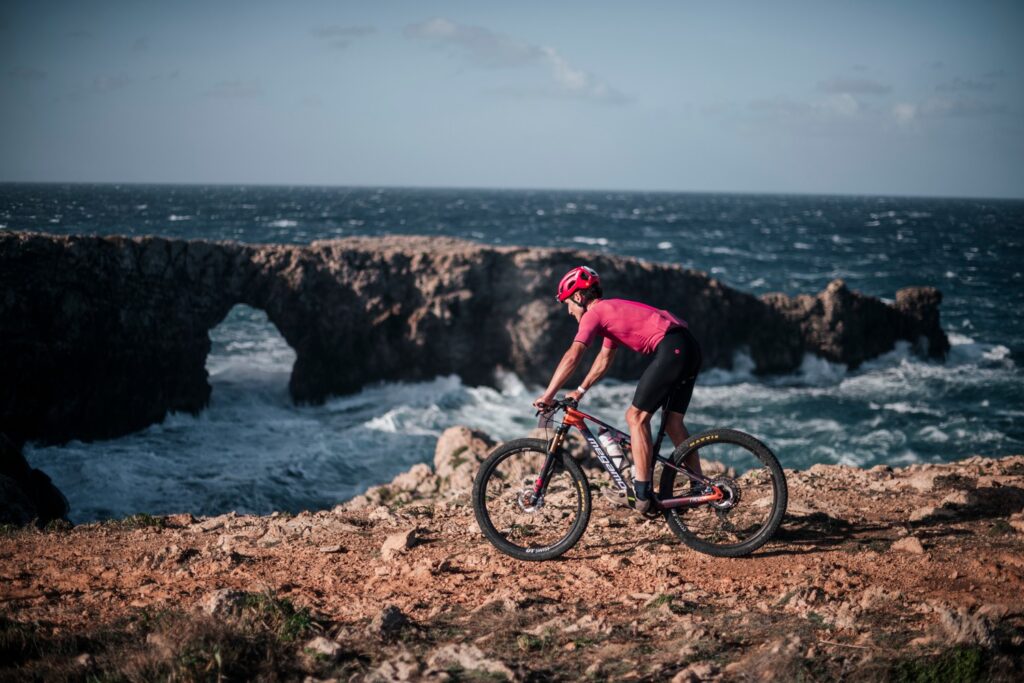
[535,402,724,510]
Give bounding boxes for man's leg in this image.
[664,410,702,477]
[625,405,655,510]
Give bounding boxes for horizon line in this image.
[1,179,1022,203]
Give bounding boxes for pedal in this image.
[601,487,631,508]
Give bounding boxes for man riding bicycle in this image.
[532,266,703,514]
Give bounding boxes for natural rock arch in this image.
[0,232,949,444]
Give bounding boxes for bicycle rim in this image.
[659,429,787,557]
[473,438,590,561]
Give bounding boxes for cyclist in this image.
[533,266,703,514]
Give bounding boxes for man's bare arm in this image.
[577,344,616,393]
[535,342,588,404]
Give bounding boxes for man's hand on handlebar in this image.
[532,394,578,414]
[532,393,556,412]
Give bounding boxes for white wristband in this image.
[577,385,587,395]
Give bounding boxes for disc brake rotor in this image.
[515,488,544,513]
[709,477,741,511]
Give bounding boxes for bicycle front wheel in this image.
[659,429,787,557]
[472,438,591,561]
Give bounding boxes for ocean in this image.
[2,184,1022,522]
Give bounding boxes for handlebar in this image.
[534,395,578,417]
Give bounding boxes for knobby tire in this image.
[472,438,591,561]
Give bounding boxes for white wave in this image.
[699,350,756,386]
[836,451,868,467]
[948,332,975,345]
[853,429,907,450]
[772,354,847,387]
[947,334,1015,368]
[268,219,298,228]
[882,402,941,416]
[917,426,950,443]
[572,236,609,246]
[168,214,193,221]
[657,241,673,250]
[889,450,926,466]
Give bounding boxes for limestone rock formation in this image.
[0,232,949,443]
[0,434,69,525]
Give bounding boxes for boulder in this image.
[369,605,412,639]
[304,636,343,661]
[0,434,69,525]
[366,648,421,682]
[891,536,926,554]
[381,528,419,561]
[426,643,515,681]
[434,426,496,497]
[198,588,247,617]
[933,605,994,647]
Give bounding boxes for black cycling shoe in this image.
[632,481,653,515]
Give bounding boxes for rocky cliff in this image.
[1,428,1021,681]
[0,232,949,443]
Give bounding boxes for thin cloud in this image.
[740,93,882,138]
[203,80,262,99]
[749,94,862,119]
[893,97,1007,123]
[312,24,375,50]
[893,103,916,125]
[404,18,627,104]
[7,66,47,82]
[132,36,150,53]
[921,97,1007,117]
[935,77,995,93]
[816,78,891,95]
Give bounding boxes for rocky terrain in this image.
[1,232,948,443]
[2,428,1022,682]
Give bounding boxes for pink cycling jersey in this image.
[573,299,687,355]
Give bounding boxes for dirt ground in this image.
[3,451,1024,681]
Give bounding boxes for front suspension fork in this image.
[530,426,567,500]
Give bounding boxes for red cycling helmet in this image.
[556,266,601,302]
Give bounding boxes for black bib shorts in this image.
[631,327,702,415]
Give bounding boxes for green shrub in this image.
[891,645,987,683]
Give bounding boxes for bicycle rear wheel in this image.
[472,438,591,561]
[658,429,787,557]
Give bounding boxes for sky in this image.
[2,1,1022,198]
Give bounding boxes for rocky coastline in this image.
[2,427,1022,681]
[1,231,948,444]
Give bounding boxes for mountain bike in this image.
[472,396,787,561]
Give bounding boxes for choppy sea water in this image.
[3,184,1022,522]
